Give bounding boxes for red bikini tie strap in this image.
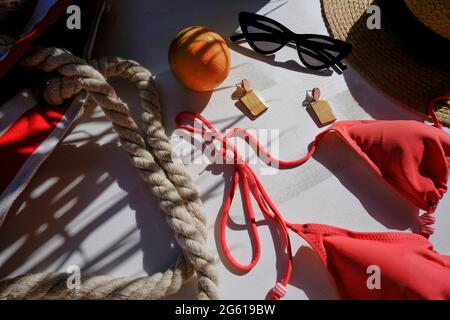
[175,112,320,299]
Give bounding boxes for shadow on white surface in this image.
[0,107,180,280]
[290,246,339,300]
[94,0,272,74]
[342,67,424,123]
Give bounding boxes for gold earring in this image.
[235,79,268,118]
[306,87,336,125]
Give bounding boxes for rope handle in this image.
[0,48,218,300]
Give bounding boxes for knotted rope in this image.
[0,47,218,299]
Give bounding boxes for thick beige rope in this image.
[0,47,218,299]
[0,256,194,299]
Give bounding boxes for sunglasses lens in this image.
[298,37,346,69]
[245,19,285,53]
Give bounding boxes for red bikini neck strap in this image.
[175,111,318,299]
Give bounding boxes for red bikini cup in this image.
[175,102,450,300]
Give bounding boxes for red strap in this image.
[176,112,321,299]
[0,102,70,194]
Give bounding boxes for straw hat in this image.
[321,0,450,125]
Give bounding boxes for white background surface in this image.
[1,0,449,299]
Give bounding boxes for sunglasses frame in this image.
[230,12,352,71]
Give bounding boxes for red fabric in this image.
[292,223,450,299]
[321,119,450,236]
[175,106,450,300]
[0,103,70,194]
[326,120,450,213]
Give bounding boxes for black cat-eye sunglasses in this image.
[230,12,352,71]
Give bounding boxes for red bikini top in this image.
[175,99,450,300]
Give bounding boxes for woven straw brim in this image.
[404,0,450,40]
[321,0,450,125]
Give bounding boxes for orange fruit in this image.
[168,26,231,92]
